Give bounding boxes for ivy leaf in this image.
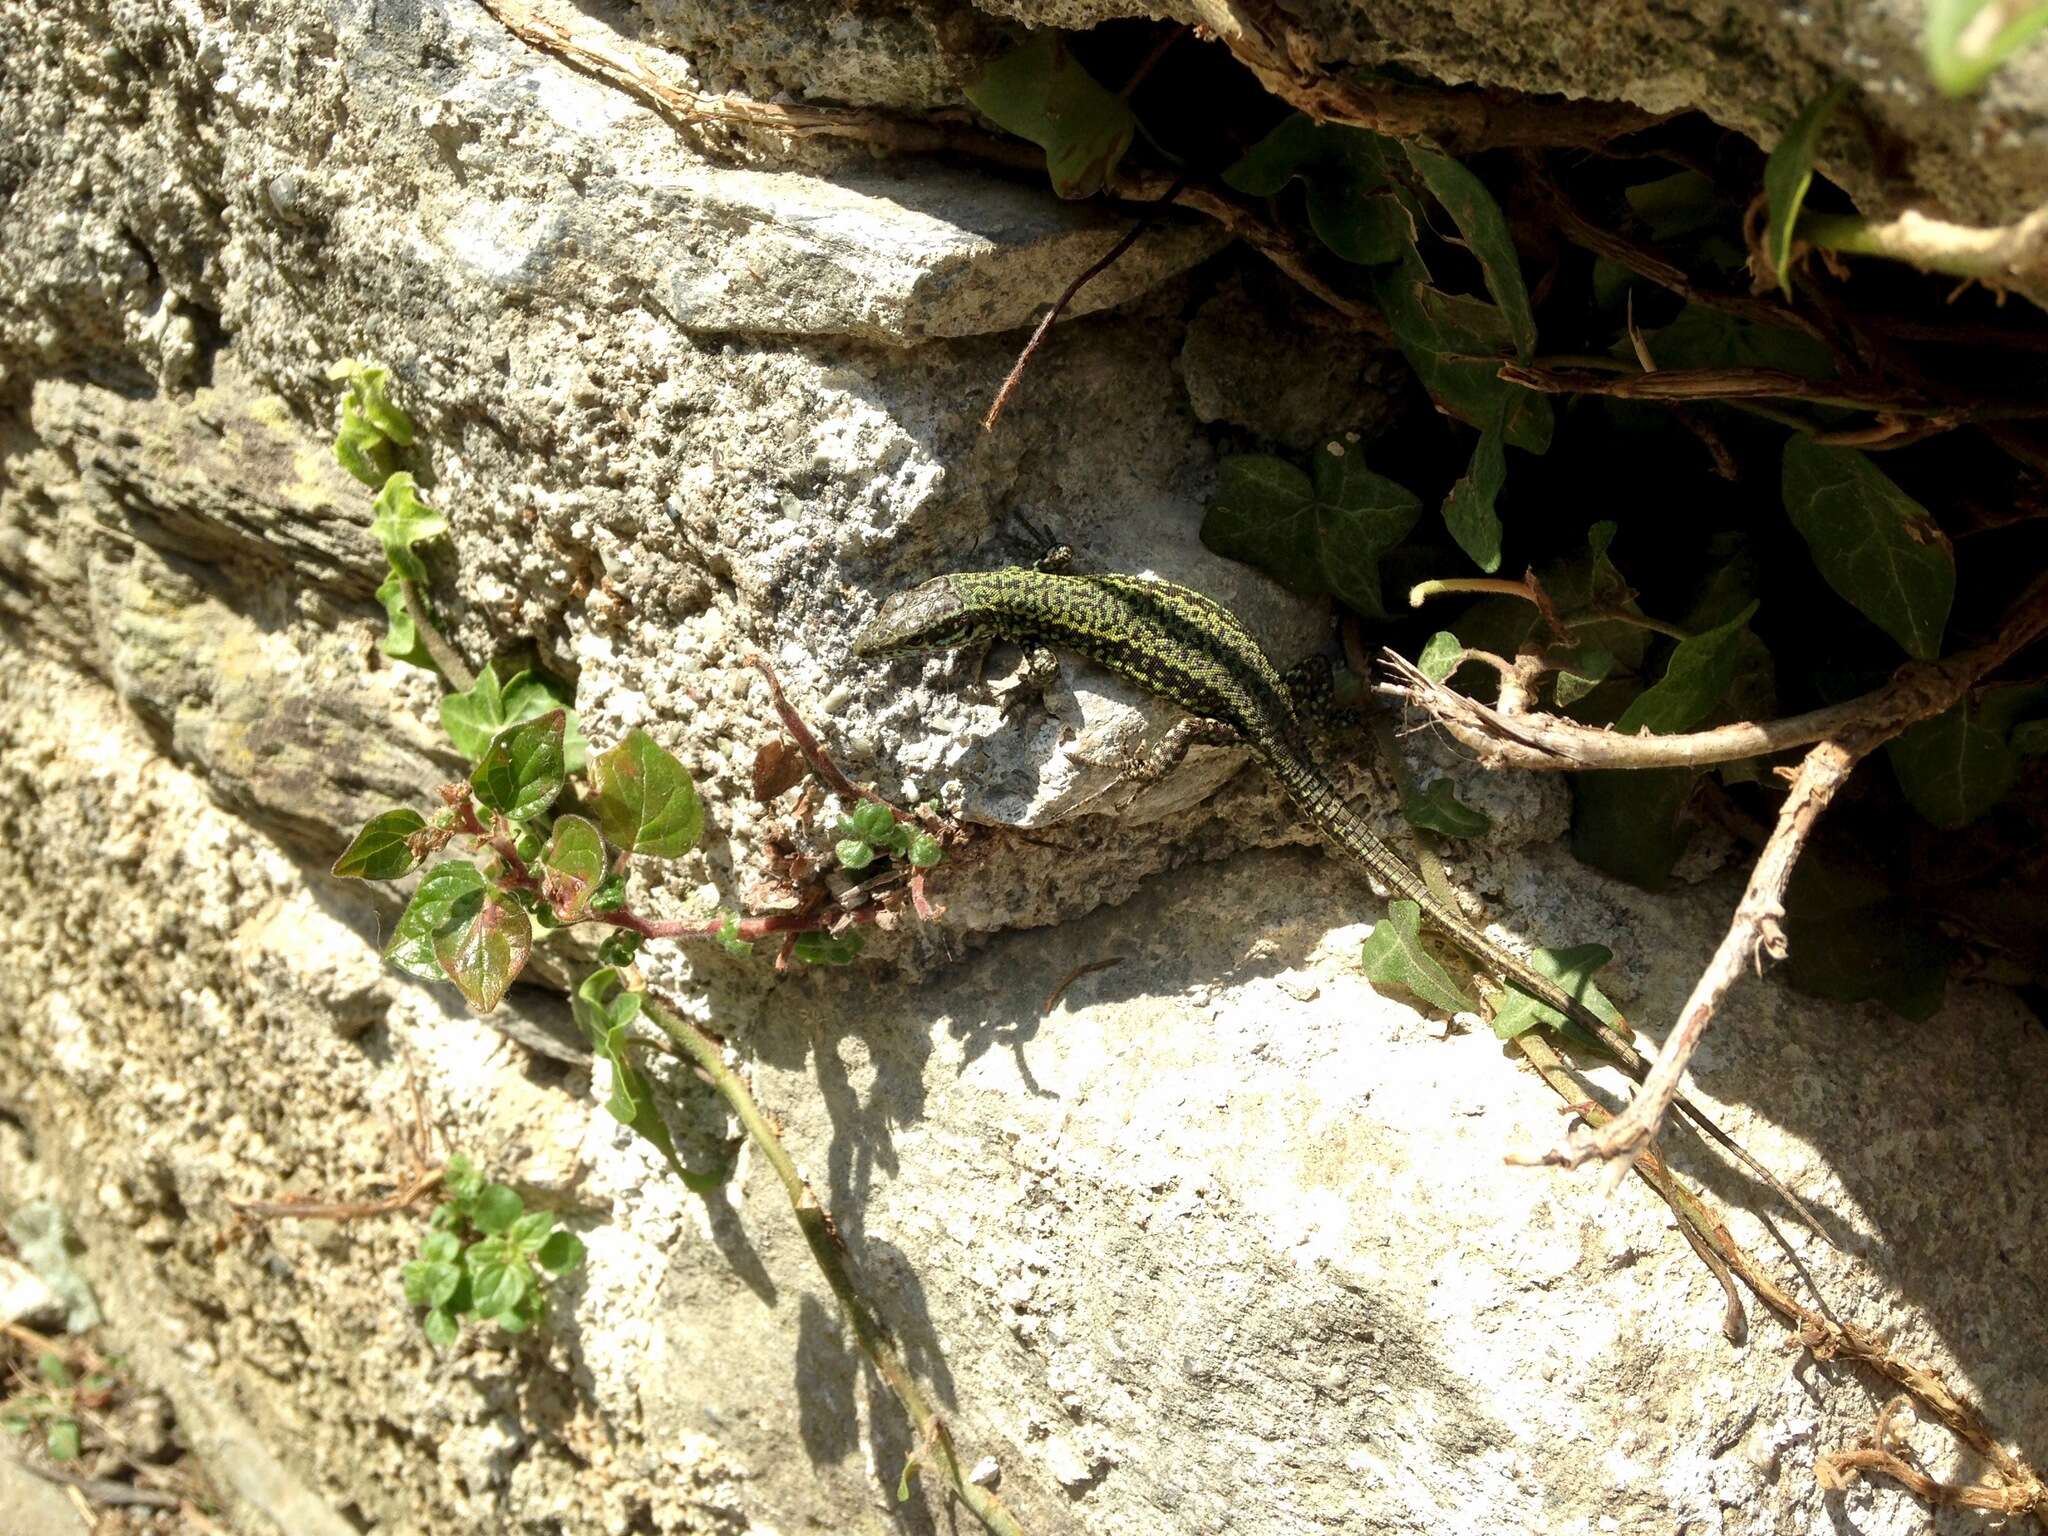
[370,472,446,584]
[1402,779,1491,839]
[374,572,435,668]
[329,359,414,486]
[1571,768,1696,890]
[430,890,533,1013]
[333,808,427,880]
[1488,944,1625,1053]
[1886,683,2048,828]
[1416,631,1464,683]
[1400,145,1537,359]
[1225,115,1409,263]
[1441,399,1510,572]
[591,728,703,858]
[538,814,607,921]
[386,860,489,979]
[471,710,568,823]
[965,34,1133,199]
[1554,648,1616,708]
[1924,0,2048,95]
[1782,860,1953,1021]
[1614,602,1760,736]
[1763,82,1850,297]
[1623,170,1725,242]
[1371,261,1554,453]
[1359,901,1479,1014]
[573,969,691,1183]
[1201,444,1421,619]
[1640,304,1836,379]
[443,663,588,773]
[1782,439,1954,660]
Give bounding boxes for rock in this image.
[0,1254,64,1330]
[1,1,2045,1533]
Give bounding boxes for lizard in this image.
[851,558,1821,1233]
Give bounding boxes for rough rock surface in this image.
[1,2,2044,1535]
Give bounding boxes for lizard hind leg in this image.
[1119,714,1241,790]
[1281,654,1339,727]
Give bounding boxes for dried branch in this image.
[1517,155,1828,340]
[1496,359,1984,417]
[986,175,1190,431]
[1533,574,2048,1174]
[1194,0,1667,152]
[1377,642,2028,773]
[1801,205,2048,296]
[1515,1036,2048,1530]
[642,996,1027,1536]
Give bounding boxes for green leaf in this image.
[328,358,416,446]
[1614,603,1760,736]
[468,1259,527,1319]
[335,408,396,489]
[906,831,945,868]
[1886,683,2048,828]
[442,663,586,772]
[537,1230,586,1275]
[444,1154,483,1205]
[374,571,435,668]
[506,1212,553,1251]
[1225,115,1408,264]
[385,860,489,980]
[1623,170,1724,242]
[1416,631,1463,683]
[794,931,865,965]
[573,969,691,1183]
[1202,445,1422,619]
[402,1260,462,1309]
[1371,263,1554,453]
[849,801,896,842]
[597,929,644,966]
[422,1307,459,1349]
[471,710,568,823]
[1441,401,1509,573]
[46,1419,80,1462]
[1402,779,1491,839]
[473,1184,524,1235]
[1763,82,1850,297]
[1924,0,2048,95]
[421,1229,462,1265]
[1781,439,1954,660]
[430,890,533,1013]
[1571,769,1696,890]
[591,728,703,858]
[332,808,427,880]
[965,33,1133,199]
[1640,303,1835,379]
[836,838,877,871]
[370,472,446,584]
[1488,944,1624,1049]
[1782,860,1953,1020]
[1553,648,1616,708]
[1400,145,1537,358]
[37,1354,71,1389]
[539,814,606,921]
[1359,901,1479,1014]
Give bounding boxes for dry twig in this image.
[1524,575,2048,1174]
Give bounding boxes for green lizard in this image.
[853,560,1818,1229]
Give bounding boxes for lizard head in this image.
[851,575,991,658]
